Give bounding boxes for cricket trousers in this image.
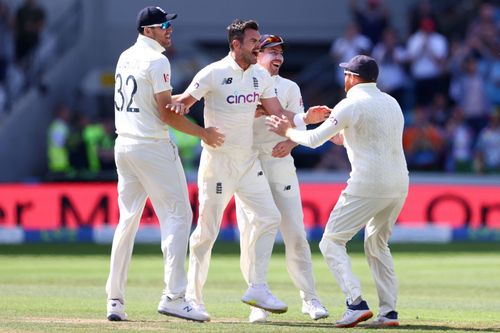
[319,192,407,315]
[106,137,192,303]
[186,149,281,304]
[236,155,319,301]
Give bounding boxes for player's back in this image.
[343,84,408,198]
[114,37,171,140]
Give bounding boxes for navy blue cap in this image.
[137,6,177,32]
[340,55,379,81]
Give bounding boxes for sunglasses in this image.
[344,70,360,76]
[142,21,172,30]
[260,35,284,48]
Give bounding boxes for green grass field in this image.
[0,242,499,333]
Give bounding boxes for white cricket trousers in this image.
[186,149,281,304]
[319,192,407,315]
[106,137,192,303]
[236,155,318,301]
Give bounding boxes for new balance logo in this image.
[183,306,192,312]
[216,182,222,194]
[222,77,233,85]
[284,185,291,191]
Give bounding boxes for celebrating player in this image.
[173,19,329,321]
[267,55,408,328]
[235,34,328,323]
[105,6,223,323]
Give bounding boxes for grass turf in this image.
[0,242,499,332]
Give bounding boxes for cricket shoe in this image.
[302,299,329,320]
[248,306,268,323]
[335,300,373,328]
[368,311,399,327]
[107,299,127,321]
[158,295,210,322]
[241,284,288,313]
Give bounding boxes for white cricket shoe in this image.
[241,284,288,314]
[248,307,268,323]
[335,300,373,328]
[107,299,127,321]
[302,299,329,320]
[368,311,399,327]
[158,295,210,322]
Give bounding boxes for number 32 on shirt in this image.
[114,73,139,113]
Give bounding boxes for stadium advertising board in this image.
[0,182,499,242]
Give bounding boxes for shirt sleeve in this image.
[149,57,172,93]
[287,98,354,148]
[260,71,277,99]
[286,82,306,130]
[186,65,212,101]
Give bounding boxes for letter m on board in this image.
[60,194,109,228]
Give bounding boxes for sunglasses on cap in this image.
[142,21,172,30]
[260,35,284,48]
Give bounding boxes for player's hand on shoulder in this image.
[304,105,331,124]
[166,103,190,115]
[203,127,225,148]
[266,115,291,137]
[271,140,297,158]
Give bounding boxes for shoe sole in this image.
[241,299,288,314]
[335,311,373,328]
[107,314,125,321]
[312,313,329,320]
[158,309,210,322]
[367,321,400,328]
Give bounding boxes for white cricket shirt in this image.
[114,34,173,140]
[186,54,276,153]
[253,74,305,155]
[287,83,409,198]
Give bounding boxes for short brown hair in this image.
[227,19,259,50]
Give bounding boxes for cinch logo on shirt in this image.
[226,92,260,104]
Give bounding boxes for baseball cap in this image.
[259,34,284,49]
[339,55,379,81]
[136,6,177,32]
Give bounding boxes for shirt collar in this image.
[346,82,379,98]
[136,34,165,53]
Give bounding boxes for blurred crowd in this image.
[2,0,499,179]
[320,0,500,174]
[0,0,55,118]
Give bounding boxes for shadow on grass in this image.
[255,321,500,332]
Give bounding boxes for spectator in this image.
[348,0,389,45]
[466,2,499,61]
[14,0,46,68]
[403,105,445,171]
[444,108,474,172]
[407,17,448,106]
[371,27,408,108]
[474,109,500,173]
[428,93,451,127]
[47,103,72,175]
[407,0,437,35]
[330,22,372,89]
[449,55,490,137]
